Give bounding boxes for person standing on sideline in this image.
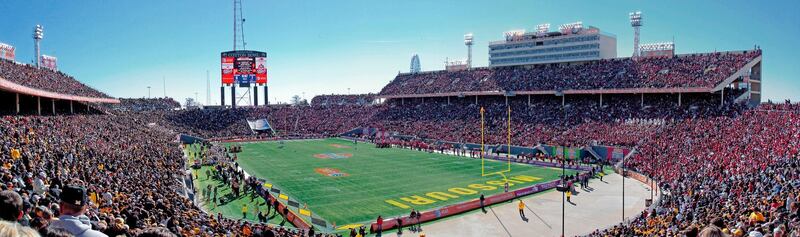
[518,199,526,219]
[409,209,417,231]
[253,205,259,220]
[213,186,218,207]
[566,190,572,203]
[375,215,383,237]
[479,194,486,213]
[265,197,272,217]
[242,204,248,219]
[396,216,403,235]
[504,181,509,193]
[414,210,421,231]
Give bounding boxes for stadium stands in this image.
[0,115,320,236]
[380,50,760,96]
[0,59,110,98]
[587,104,800,236]
[311,94,376,106]
[111,98,181,112]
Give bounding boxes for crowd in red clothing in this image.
[587,104,800,236]
[110,98,181,112]
[144,88,747,150]
[0,59,110,98]
[380,50,760,95]
[310,94,376,106]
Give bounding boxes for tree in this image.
[185,97,200,108]
[291,95,302,105]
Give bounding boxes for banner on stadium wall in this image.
[567,148,582,160]
[590,145,631,162]
[548,146,581,159]
[607,147,628,161]
[247,119,273,132]
[0,43,15,61]
[40,55,57,71]
[553,146,564,158]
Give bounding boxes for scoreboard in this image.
[221,50,267,85]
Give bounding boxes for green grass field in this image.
[225,138,574,228]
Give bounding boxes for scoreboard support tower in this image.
[219,84,268,107]
[220,86,226,106]
[231,86,237,108]
[253,85,258,106]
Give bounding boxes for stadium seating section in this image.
[380,51,760,95]
[0,59,110,98]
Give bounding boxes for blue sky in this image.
[1,0,798,104]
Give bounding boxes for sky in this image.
[1,0,798,105]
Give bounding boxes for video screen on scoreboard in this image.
[221,50,267,85]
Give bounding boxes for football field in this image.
[226,138,574,227]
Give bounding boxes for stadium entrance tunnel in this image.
[0,89,96,115]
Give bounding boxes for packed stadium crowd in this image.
[380,50,760,95]
[110,98,181,112]
[0,59,109,98]
[0,115,330,237]
[310,94,376,106]
[585,105,800,237]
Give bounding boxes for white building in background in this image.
[488,22,617,67]
[409,54,421,73]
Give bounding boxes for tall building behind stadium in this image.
[489,22,617,67]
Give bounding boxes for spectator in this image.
[48,185,106,237]
[0,220,39,237]
[0,191,23,222]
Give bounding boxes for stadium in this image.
[0,1,798,237]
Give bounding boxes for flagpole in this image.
[507,106,511,171]
[480,107,485,176]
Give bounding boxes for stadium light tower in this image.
[630,11,642,58]
[33,25,44,68]
[464,33,474,69]
[233,0,246,50]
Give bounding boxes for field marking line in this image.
[489,206,513,237]
[523,201,551,229]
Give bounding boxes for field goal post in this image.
[480,106,513,180]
